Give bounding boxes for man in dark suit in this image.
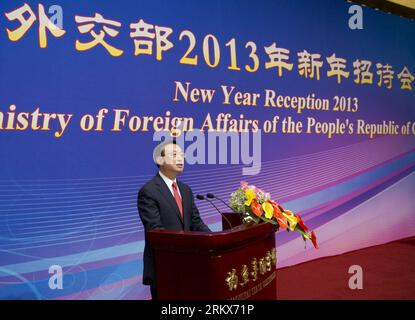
[137,140,211,300]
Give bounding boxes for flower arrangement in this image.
[230,181,318,249]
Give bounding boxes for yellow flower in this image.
[262,202,274,219]
[282,210,298,231]
[245,189,256,206]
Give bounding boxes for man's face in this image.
[160,144,185,174]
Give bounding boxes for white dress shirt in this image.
[158,171,182,198]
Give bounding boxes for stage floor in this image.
[276,236,415,300]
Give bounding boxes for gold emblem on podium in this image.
[225,247,276,291]
[225,268,238,291]
[250,258,258,282]
[240,264,250,287]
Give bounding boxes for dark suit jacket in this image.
[137,173,211,286]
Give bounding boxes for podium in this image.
[147,213,278,300]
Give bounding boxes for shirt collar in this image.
[158,170,177,187]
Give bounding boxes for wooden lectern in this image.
[147,213,277,300]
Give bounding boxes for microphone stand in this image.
[197,195,233,229]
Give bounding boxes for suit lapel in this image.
[154,174,184,225]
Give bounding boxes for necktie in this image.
[172,182,183,219]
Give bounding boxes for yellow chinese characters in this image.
[225,248,276,291]
[75,13,124,57]
[5,3,65,48]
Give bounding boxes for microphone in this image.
[207,193,258,225]
[206,193,238,214]
[196,194,233,229]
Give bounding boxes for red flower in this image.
[276,217,288,230]
[251,200,263,217]
[269,200,281,217]
[295,214,309,232]
[311,231,318,249]
[268,200,287,229]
